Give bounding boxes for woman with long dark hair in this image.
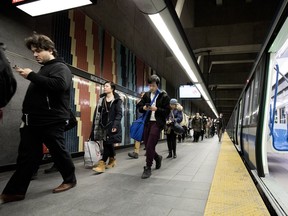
[92,81,123,174]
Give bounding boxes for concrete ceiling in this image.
[82,0,282,121]
[178,0,281,121]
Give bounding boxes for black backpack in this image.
[0,44,17,108]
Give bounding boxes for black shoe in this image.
[155,155,162,169]
[173,154,177,158]
[141,166,151,179]
[0,194,25,204]
[128,152,139,159]
[44,165,58,174]
[166,153,172,158]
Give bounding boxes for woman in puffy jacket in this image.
[166,98,183,158]
[92,81,123,174]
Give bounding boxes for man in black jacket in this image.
[137,75,170,179]
[0,34,76,204]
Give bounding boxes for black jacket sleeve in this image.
[27,64,71,92]
[137,92,150,113]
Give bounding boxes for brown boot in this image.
[92,160,106,174]
[106,157,116,169]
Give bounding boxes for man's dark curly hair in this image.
[25,34,58,57]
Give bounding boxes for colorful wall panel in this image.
[52,10,155,153]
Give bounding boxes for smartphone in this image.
[145,103,150,107]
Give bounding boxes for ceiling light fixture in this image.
[148,13,198,83]
[15,0,94,17]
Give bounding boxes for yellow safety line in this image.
[204,133,270,216]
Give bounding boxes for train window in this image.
[279,107,285,124]
[243,86,252,126]
[250,60,264,125]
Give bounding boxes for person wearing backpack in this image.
[0,34,76,204]
[0,42,17,113]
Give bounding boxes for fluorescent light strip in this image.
[195,84,209,101]
[149,14,198,83]
[17,0,92,16]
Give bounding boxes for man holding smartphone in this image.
[137,75,170,179]
[0,34,76,204]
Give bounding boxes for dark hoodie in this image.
[22,58,72,126]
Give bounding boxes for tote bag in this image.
[84,140,102,168]
[130,90,159,142]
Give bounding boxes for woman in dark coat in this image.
[93,81,123,174]
[166,99,183,158]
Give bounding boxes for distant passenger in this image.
[192,113,203,142]
[200,113,207,141]
[216,113,225,142]
[128,91,145,159]
[206,117,212,138]
[166,98,183,158]
[0,34,76,204]
[92,81,123,174]
[137,75,170,179]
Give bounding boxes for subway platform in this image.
[0,134,269,216]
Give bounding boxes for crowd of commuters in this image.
[0,34,225,204]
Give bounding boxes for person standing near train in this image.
[216,113,225,142]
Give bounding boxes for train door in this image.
[261,16,288,175]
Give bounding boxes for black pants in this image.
[167,130,177,154]
[2,123,76,195]
[193,131,201,142]
[102,141,115,162]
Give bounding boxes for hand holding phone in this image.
[144,103,150,111]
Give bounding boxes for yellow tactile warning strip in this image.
[204,133,270,216]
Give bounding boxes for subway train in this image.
[226,1,288,215]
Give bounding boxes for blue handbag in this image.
[130,90,159,141]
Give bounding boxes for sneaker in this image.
[128,152,139,159]
[141,166,151,179]
[173,153,177,158]
[155,155,162,169]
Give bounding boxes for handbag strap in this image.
[142,89,160,121]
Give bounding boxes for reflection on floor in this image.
[0,136,221,216]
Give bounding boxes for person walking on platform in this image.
[128,92,145,159]
[166,98,183,158]
[200,113,207,141]
[206,117,212,138]
[137,75,170,179]
[0,34,77,204]
[92,81,123,174]
[192,113,203,142]
[216,113,225,142]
